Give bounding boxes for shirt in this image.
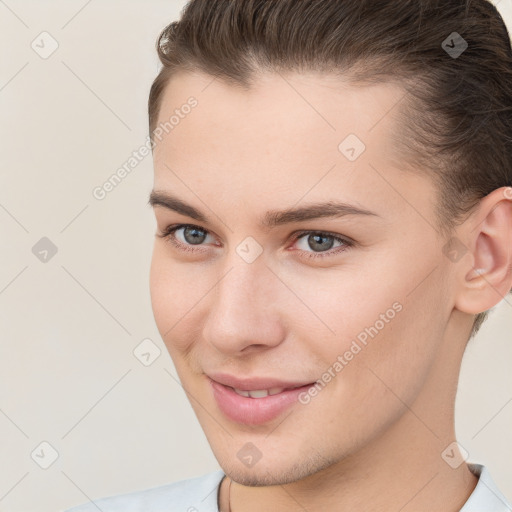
[63,463,512,511]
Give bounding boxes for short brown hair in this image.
[148,0,512,339]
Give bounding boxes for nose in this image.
[202,257,286,356]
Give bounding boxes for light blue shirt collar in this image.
[459,463,511,511]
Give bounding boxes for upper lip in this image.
[207,372,315,391]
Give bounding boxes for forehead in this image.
[152,70,433,223]
[155,69,406,146]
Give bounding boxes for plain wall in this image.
[0,1,511,510]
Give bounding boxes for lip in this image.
[207,373,316,425]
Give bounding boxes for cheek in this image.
[305,257,445,404]
[149,244,217,358]
[149,246,193,350]
[282,262,405,357]
[330,277,445,417]
[149,245,168,325]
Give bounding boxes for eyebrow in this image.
[148,190,380,229]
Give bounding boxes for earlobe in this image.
[454,187,512,315]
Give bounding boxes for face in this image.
[149,69,458,486]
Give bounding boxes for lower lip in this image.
[209,378,315,425]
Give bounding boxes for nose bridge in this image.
[203,253,284,354]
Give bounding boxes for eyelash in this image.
[157,223,354,260]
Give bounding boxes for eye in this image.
[292,231,353,259]
[157,224,354,259]
[158,224,217,253]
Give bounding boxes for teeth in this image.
[248,389,270,398]
[233,388,250,397]
[232,387,286,398]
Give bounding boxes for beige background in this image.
[0,1,511,511]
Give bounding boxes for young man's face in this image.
[149,70,466,485]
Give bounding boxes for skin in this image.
[148,69,512,511]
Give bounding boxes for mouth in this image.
[207,374,316,425]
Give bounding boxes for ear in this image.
[453,186,512,315]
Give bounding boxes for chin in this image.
[219,449,336,487]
